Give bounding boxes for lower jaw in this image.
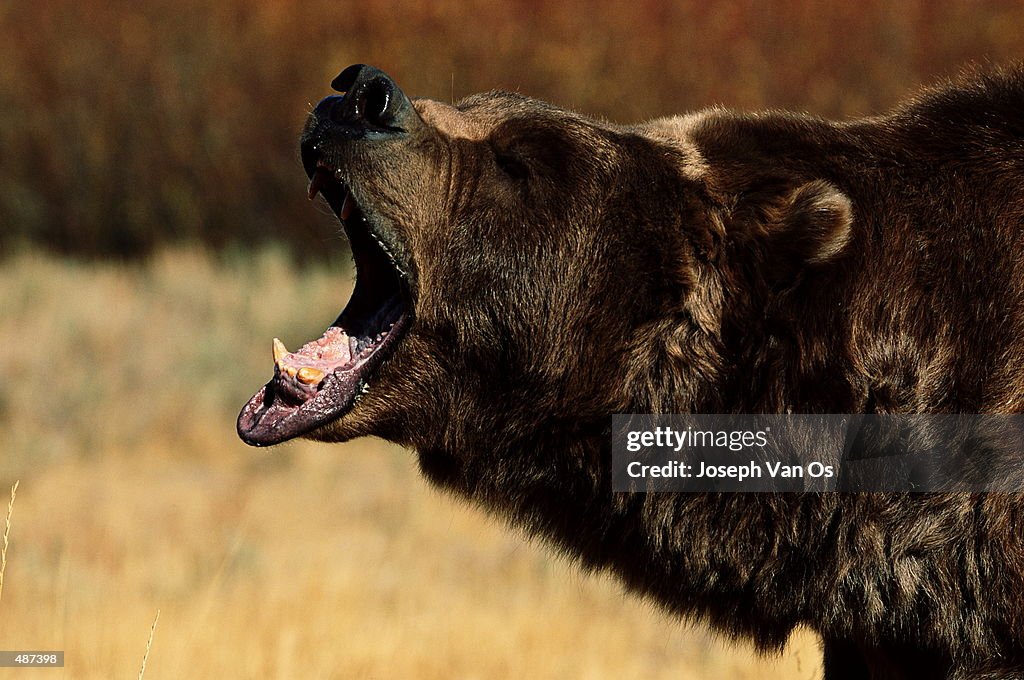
[237,313,410,446]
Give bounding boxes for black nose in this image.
[310,64,414,133]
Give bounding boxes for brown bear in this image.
[238,63,1024,679]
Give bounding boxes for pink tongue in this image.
[279,327,353,373]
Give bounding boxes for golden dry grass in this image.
[0,249,822,679]
[0,480,17,603]
[137,609,160,680]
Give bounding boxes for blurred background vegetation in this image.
[2,0,1024,260]
[1,2,1023,677]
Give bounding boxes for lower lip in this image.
[237,311,412,446]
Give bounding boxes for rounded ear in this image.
[771,179,853,266]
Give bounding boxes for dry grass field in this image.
[0,249,821,678]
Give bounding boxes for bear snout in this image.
[313,64,417,136]
[300,65,422,188]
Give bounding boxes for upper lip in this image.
[304,154,412,284]
[307,160,342,201]
[303,150,348,214]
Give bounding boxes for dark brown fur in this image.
[302,65,1024,678]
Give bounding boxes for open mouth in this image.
[237,162,411,446]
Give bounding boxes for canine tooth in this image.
[297,367,325,385]
[340,193,353,221]
[307,171,327,200]
[273,338,288,364]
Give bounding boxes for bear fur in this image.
[247,64,1024,679]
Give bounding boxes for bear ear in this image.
[768,179,853,268]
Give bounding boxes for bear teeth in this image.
[296,367,325,385]
[272,337,288,363]
[340,192,354,221]
[307,167,333,201]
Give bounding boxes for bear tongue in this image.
[272,327,354,385]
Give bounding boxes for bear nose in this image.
[310,64,415,133]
